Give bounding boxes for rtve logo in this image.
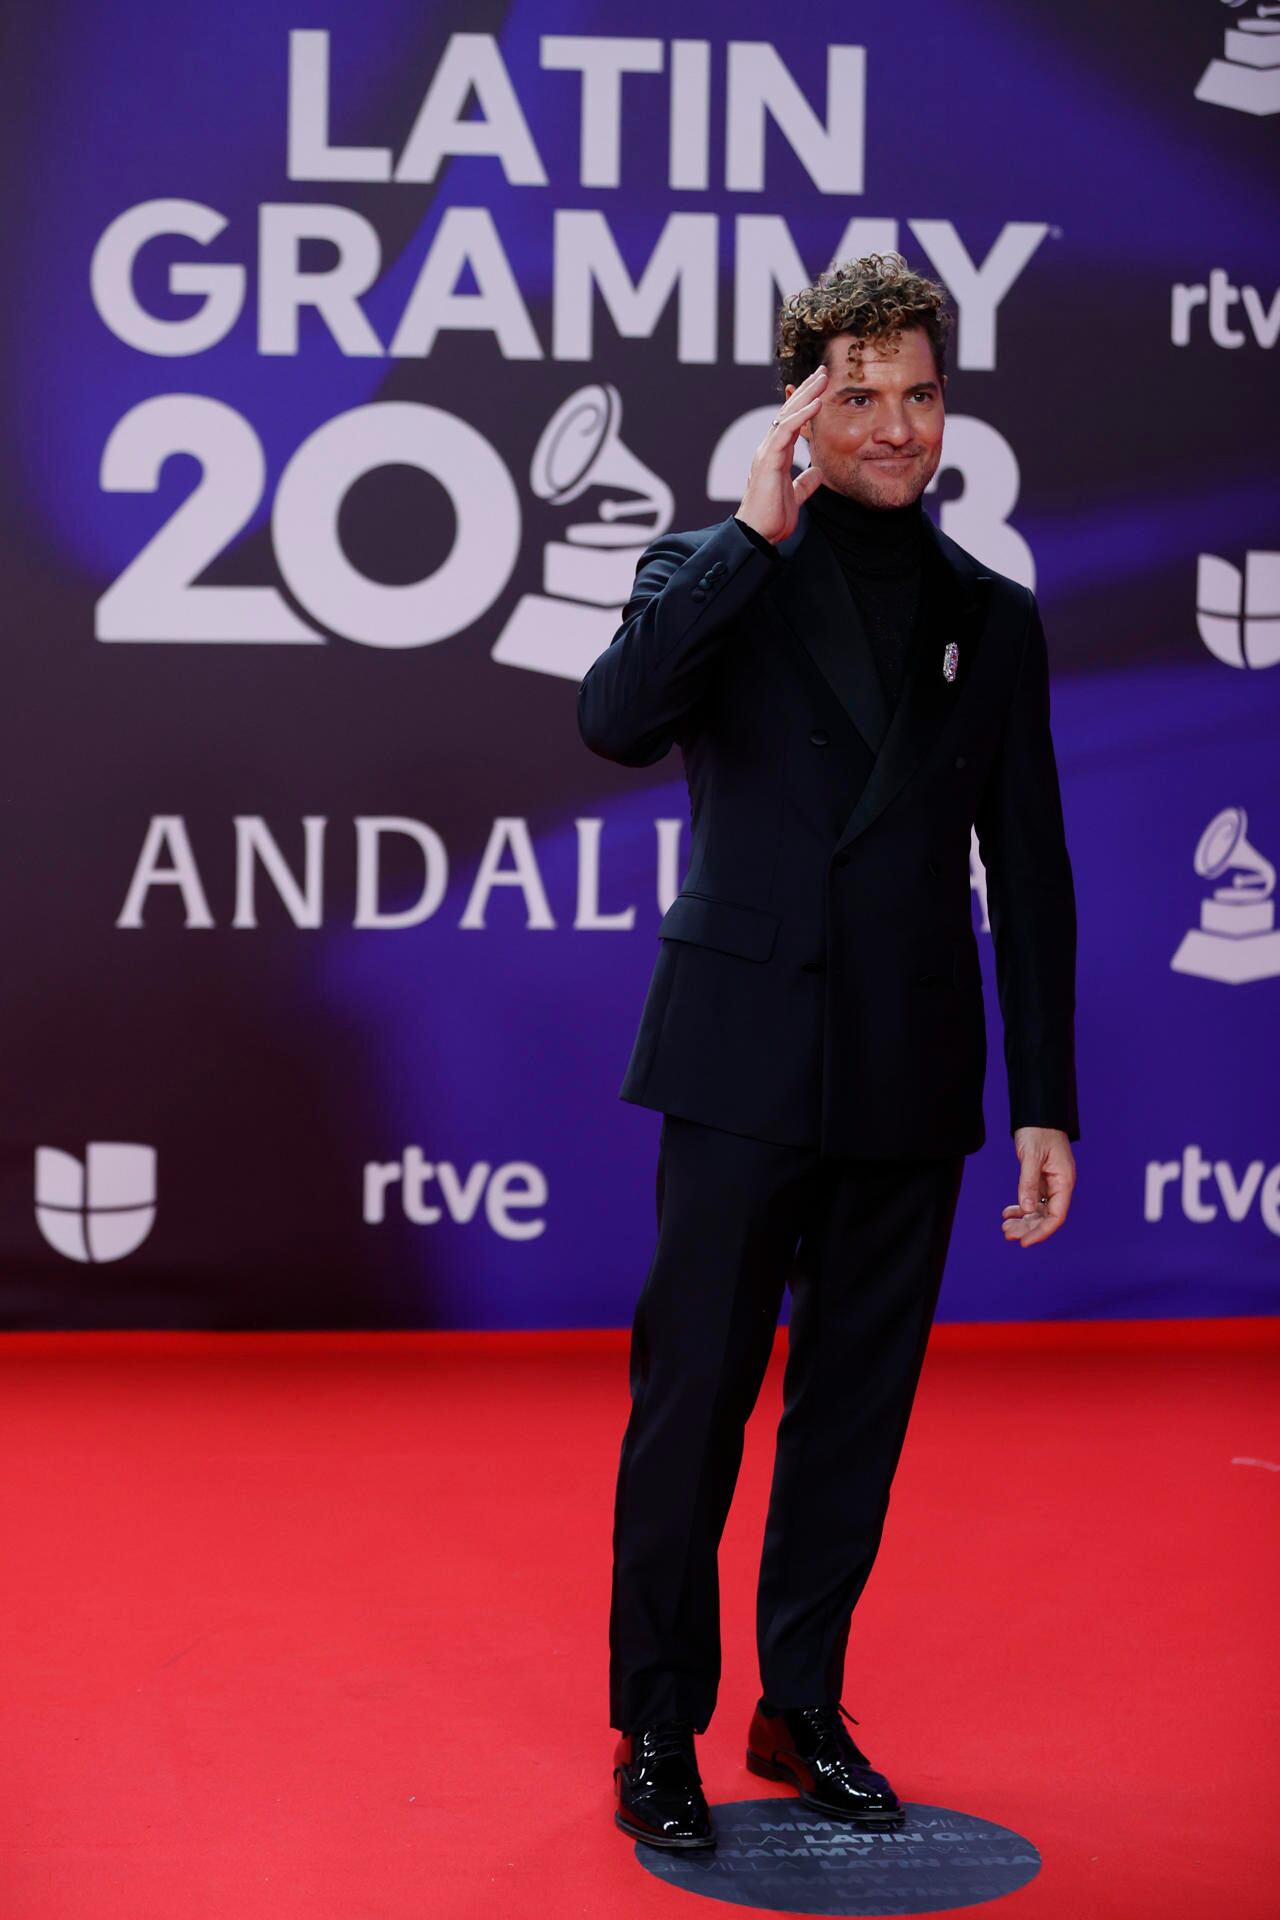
[35,1143,157,1262]
[1144,1145,1280,1236]
[362,1150,548,1241]
[1196,551,1280,669]
[1171,270,1280,348]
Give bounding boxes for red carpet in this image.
[0,1321,1275,1919]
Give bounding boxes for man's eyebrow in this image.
[833,379,940,396]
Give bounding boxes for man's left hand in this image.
[1002,1128,1076,1249]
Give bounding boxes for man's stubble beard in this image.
[812,440,943,512]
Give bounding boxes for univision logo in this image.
[1196,551,1280,668]
[34,1143,157,1263]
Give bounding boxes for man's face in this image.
[786,327,946,510]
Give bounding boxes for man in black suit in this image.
[577,254,1079,1852]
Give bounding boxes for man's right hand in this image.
[736,364,828,545]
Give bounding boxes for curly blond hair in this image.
[776,252,954,391]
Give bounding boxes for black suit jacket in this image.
[577,508,1079,1159]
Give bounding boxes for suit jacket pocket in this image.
[657,891,779,963]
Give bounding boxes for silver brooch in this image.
[942,641,959,683]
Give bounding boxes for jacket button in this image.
[955,755,967,769]
[691,585,706,601]
[810,729,829,747]
[834,849,851,869]
[927,858,940,877]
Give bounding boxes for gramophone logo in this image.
[491,383,674,682]
[34,1142,157,1262]
[1171,807,1280,984]
[1195,1,1280,115]
[1196,551,1280,668]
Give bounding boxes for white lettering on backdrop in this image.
[115,815,690,931]
[88,30,1050,651]
[114,815,997,941]
[92,195,1046,370]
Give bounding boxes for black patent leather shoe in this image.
[746,1699,904,1828]
[614,1723,716,1850]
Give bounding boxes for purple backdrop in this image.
[3,0,1279,1326]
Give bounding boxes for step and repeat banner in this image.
[2,1,1277,1327]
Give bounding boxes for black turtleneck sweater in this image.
[804,485,924,711]
[736,485,925,712]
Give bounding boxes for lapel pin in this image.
[942,641,959,683]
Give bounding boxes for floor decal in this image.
[633,1799,1040,1914]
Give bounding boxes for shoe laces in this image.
[797,1702,868,1760]
[794,1701,858,1729]
[639,1721,699,1768]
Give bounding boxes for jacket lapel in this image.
[833,515,992,853]
[763,513,890,755]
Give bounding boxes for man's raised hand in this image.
[736,365,828,545]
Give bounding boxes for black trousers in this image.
[609,1113,965,1734]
